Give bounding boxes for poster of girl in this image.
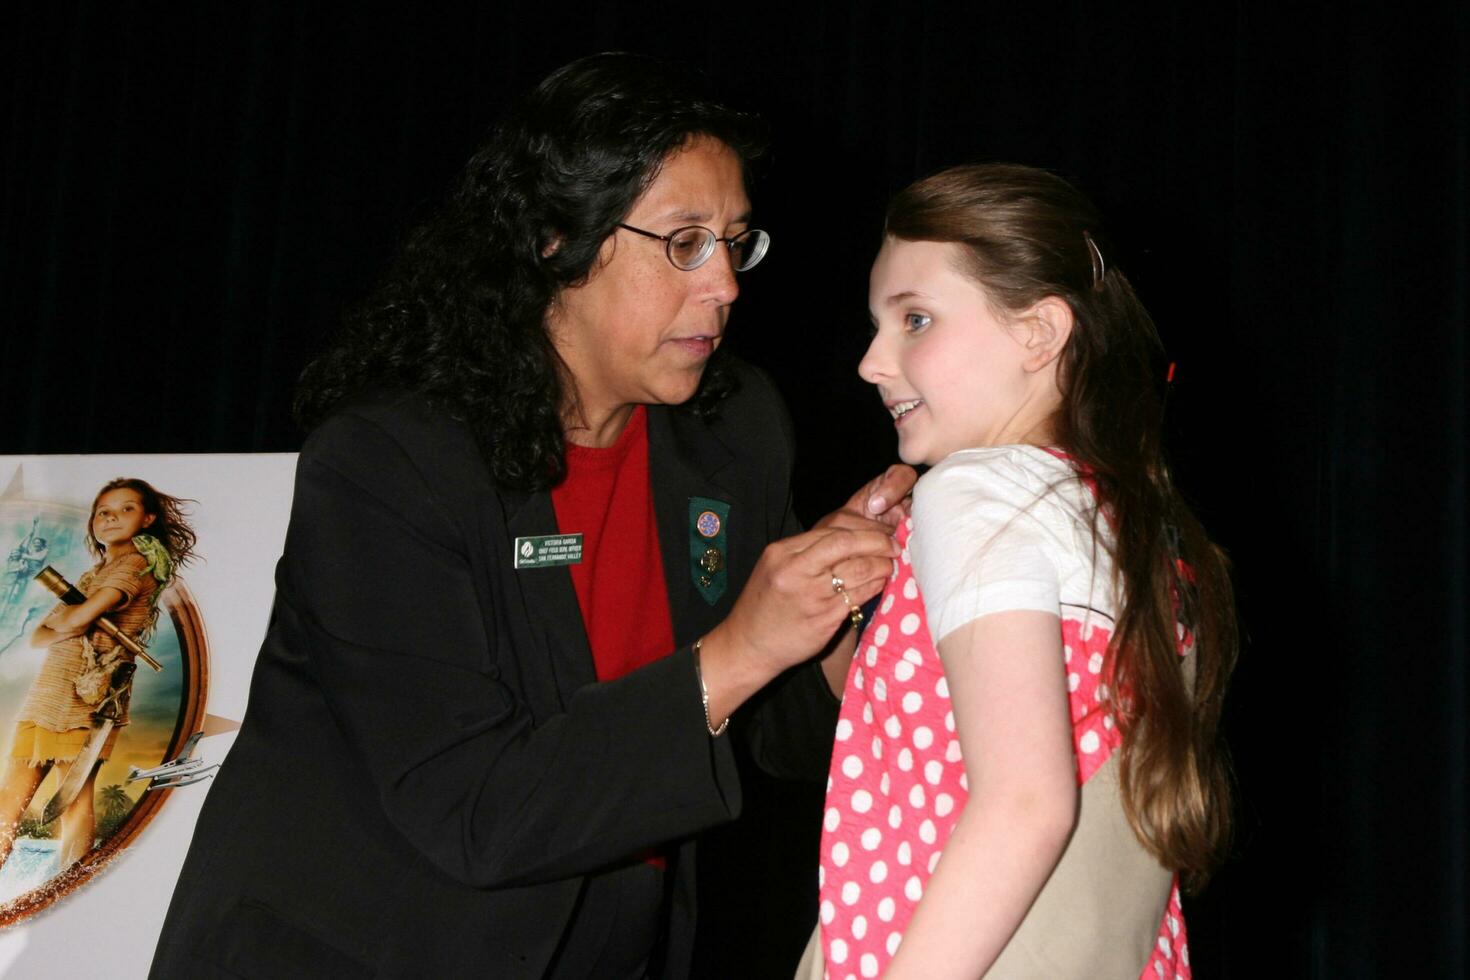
[0,478,196,872]
[808,164,1237,979]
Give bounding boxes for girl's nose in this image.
[858,332,891,385]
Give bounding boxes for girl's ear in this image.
[142,512,156,529]
[1019,296,1074,373]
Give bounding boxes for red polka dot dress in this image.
[818,447,1191,979]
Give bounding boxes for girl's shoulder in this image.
[915,445,1080,516]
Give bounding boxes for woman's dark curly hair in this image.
[294,53,768,490]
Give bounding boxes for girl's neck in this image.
[103,538,139,562]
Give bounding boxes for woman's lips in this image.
[669,336,716,358]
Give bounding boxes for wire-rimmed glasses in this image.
[616,222,770,272]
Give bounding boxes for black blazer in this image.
[148,360,838,979]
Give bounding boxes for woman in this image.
[149,54,911,979]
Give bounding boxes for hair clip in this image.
[1083,230,1106,291]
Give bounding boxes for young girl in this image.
[808,165,1236,979]
[0,478,196,871]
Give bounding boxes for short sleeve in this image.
[89,552,153,602]
[909,452,1065,642]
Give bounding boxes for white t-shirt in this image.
[909,445,1116,642]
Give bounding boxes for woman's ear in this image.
[1019,296,1074,373]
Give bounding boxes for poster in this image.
[0,455,296,976]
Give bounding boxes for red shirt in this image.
[551,406,675,683]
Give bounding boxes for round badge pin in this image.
[695,510,722,539]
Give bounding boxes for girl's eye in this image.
[904,313,932,332]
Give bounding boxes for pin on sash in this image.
[514,533,584,569]
[689,497,730,605]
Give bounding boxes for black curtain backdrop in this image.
[3,3,1465,977]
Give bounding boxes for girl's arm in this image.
[30,587,126,647]
[884,609,1078,980]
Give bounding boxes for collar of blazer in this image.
[495,402,744,704]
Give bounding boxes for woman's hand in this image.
[699,526,898,724]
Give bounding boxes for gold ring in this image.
[831,574,845,594]
[833,579,864,629]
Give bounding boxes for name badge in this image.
[513,533,584,569]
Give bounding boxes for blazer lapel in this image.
[497,487,598,706]
[647,405,742,649]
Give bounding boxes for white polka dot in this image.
[888,804,902,829]
[908,784,925,809]
[1088,652,1104,674]
[893,659,915,682]
[919,819,936,844]
[897,841,911,865]
[824,807,840,832]
[1104,715,1114,729]
[872,735,884,760]
[869,859,888,883]
[852,790,873,813]
[1080,730,1100,754]
[832,841,850,867]
[879,772,890,795]
[820,899,835,924]
[1063,643,1074,663]
[935,676,948,698]
[959,772,968,791]
[841,881,861,905]
[862,702,874,724]
[877,897,896,922]
[1098,683,1111,702]
[835,718,853,741]
[884,715,902,739]
[1158,936,1172,956]
[873,624,890,647]
[861,953,879,977]
[853,670,864,691]
[830,937,849,963]
[1067,672,1080,692]
[944,710,955,731]
[935,793,954,817]
[818,865,824,887]
[1154,961,1165,978]
[1182,943,1190,966]
[825,776,832,792]
[900,548,911,565]
[873,678,887,701]
[861,827,882,850]
[842,754,863,778]
[912,726,933,750]
[1168,914,1179,937]
[924,760,942,784]
[886,932,902,956]
[852,915,868,940]
[945,740,962,762]
[903,578,918,599]
[904,875,923,901]
[899,613,920,635]
[897,747,913,771]
[865,645,878,667]
[927,850,942,872]
[880,593,895,614]
[903,647,923,665]
[902,691,923,714]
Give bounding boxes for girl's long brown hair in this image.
[886,164,1237,890]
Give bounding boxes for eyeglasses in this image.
[616,222,770,272]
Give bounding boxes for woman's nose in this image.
[699,245,740,305]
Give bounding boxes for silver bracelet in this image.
[692,637,729,738]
